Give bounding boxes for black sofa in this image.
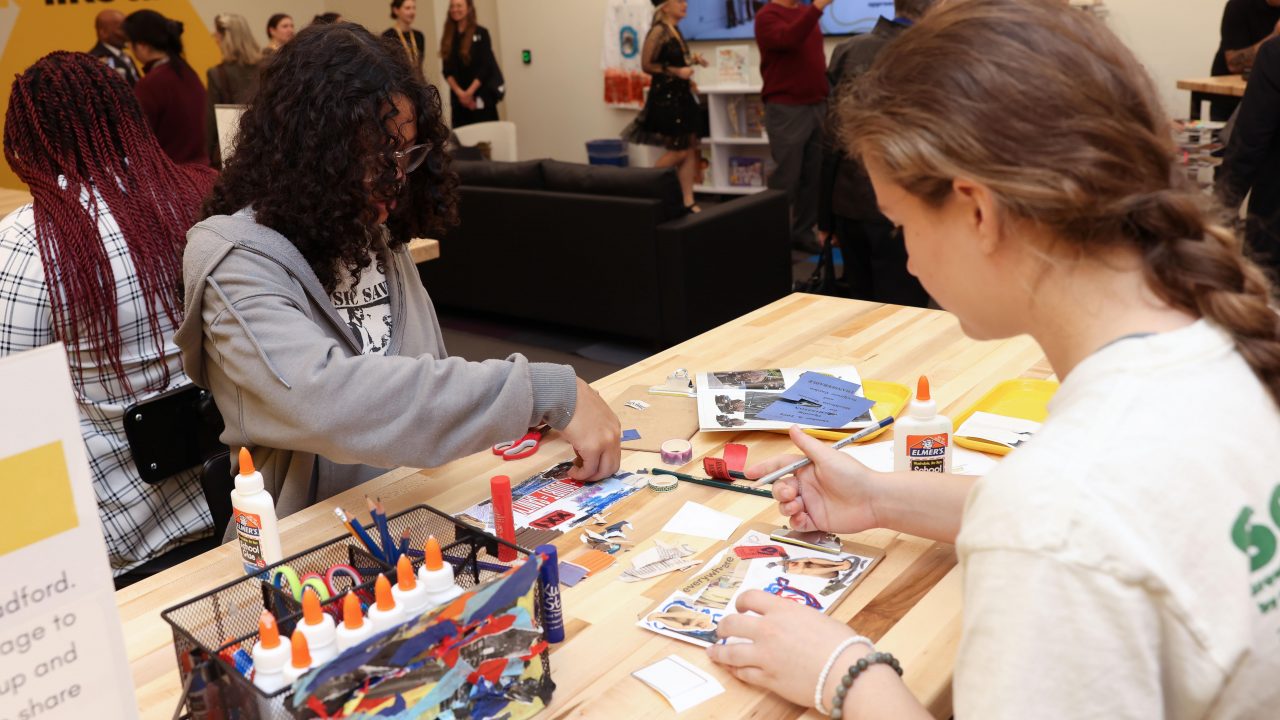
[418,159,792,348]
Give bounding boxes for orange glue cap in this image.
[917,375,931,402]
[424,535,444,572]
[342,592,364,630]
[301,587,323,626]
[397,555,417,591]
[289,631,311,669]
[258,610,280,649]
[374,574,395,612]
[238,447,255,475]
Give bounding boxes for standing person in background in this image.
[817,0,933,306]
[125,9,208,165]
[206,13,263,169]
[385,0,427,80]
[440,0,504,128]
[756,0,832,254]
[1218,35,1280,281]
[1209,0,1280,120]
[622,0,710,212]
[263,14,295,56]
[89,9,141,87]
[0,52,218,583]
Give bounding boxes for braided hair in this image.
[3,52,217,393]
[839,0,1280,406]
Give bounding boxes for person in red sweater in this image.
[756,0,832,253]
[125,10,208,166]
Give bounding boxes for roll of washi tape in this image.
[660,439,693,466]
[649,475,678,492]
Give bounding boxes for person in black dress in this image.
[440,0,503,128]
[384,0,426,80]
[622,0,709,211]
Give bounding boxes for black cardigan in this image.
[1218,37,1280,273]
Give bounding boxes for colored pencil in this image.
[342,506,386,563]
[368,496,397,564]
[756,416,895,486]
[333,508,375,557]
[643,468,775,499]
[397,529,411,561]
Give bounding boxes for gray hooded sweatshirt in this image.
[174,212,577,522]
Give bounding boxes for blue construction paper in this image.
[756,372,875,427]
[621,429,641,442]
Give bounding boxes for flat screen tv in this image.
[681,0,894,41]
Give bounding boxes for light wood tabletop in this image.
[1176,75,1248,98]
[116,294,1052,719]
[407,238,440,263]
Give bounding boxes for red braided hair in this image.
[3,52,216,394]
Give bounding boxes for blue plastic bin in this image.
[587,139,629,167]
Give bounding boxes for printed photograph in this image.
[707,369,785,390]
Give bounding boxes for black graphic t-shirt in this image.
[331,256,393,355]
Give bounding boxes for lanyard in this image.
[396,29,418,65]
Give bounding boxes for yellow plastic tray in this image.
[951,379,1059,456]
[772,379,912,444]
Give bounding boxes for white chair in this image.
[213,104,246,164]
[452,121,518,162]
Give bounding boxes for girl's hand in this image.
[747,425,882,534]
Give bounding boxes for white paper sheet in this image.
[633,655,725,712]
[660,501,742,540]
[956,411,1042,449]
[842,441,999,476]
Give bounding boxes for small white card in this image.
[956,411,1042,449]
[633,655,725,712]
[661,501,742,541]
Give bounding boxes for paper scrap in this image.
[633,655,725,713]
[841,440,999,476]
[755,371,876,427]
[559,561,588,587]
[622,429,642,442]
[625,399,651,411]
[956,411,1041,449]
[661,501,742,541]
[620,540,701,582]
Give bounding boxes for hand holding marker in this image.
[755,417,895,486]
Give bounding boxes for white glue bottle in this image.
[250,610,290,694]
[295,587,338,665]
[231,448,283,575]
[417,535,464,607]
[281,632,313,685]
[893,376,953,473]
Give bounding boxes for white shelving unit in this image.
[696,84,769,195]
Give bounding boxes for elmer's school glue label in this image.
[231,448,283,574]
[893,376,953,473]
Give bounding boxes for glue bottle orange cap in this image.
[258,610,280,649]
[375,573,396,612]
[302,586,324,626]
[342,592,363,630]
[397,555,417,591]
[238,447,255,475]
[289,632,311,669]
[917,375,931,402]
[424,535,444,572]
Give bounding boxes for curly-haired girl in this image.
[176,23,619,522]
[711,1,1280,717]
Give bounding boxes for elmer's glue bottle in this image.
[335,592,374,652]
[231,448,283,575]
[392,554,431,616]
[366,574,405,633]
[281,632,313,685]
[250,611,289,693]
[893,376,953,473]
[295,587,338,665]
[418,535,464,607]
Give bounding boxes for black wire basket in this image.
[161,504,552,719]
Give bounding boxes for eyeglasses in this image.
[390,143,431,174]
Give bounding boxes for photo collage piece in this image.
[696,366,873,432]
[638,529,880,648]
[456,460,649,532]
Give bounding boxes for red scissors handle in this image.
[492,425,548,460]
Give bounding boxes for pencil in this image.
[644,468,775,499]
[756,416,895,486]
[334,507,377,558]
[397,528,411,561]
[368,496,397,564]
[344,506,387,563]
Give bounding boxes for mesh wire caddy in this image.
[161,504,555,719]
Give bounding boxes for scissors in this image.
[492,424,549,460]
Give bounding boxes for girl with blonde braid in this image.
[710,1,1280,718]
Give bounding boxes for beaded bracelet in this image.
[814,636,874,715]
[829,651,903,719]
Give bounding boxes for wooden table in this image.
[117,294,1052,718]
[407,238,440,264]
[1177,75,1248,119]
[0,187,32,216]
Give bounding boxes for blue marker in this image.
[536,545,565,643]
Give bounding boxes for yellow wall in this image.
[0,0,222,189]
